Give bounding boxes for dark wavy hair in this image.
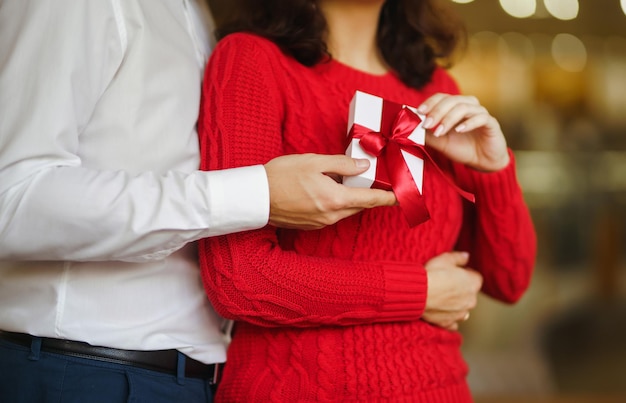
[215,0,466,89]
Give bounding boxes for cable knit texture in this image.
[198,33,536,402]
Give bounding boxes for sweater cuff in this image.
[466,149,523,209]
[378,262,427,320]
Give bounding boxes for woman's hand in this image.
[418,93,510,172]
[423,251,483,331]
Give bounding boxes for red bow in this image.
[349,105,475,227]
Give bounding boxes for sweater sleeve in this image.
[431,70,536,303]
[454,151,537,303]
[197,34,427,328]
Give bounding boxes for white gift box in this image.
[343,90,426,192]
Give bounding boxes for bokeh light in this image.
[551,33,587,72]
[544,0,579,21]
[499,0,536,18]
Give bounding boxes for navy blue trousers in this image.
[0,337,214,403]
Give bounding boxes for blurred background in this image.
[208,0,626,401]
[448,1,626,402]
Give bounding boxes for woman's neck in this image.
[318,0,388,75]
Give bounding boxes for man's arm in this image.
[0,1,271,262]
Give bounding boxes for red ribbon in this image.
[349,103,475,227]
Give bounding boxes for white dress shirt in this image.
[0,0,269,364]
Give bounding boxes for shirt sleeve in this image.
[198,33,427,328]
[0,0,269,262]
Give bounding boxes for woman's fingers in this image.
[417,92,510,172]
[418,93,479,116]
[435,104,490,137]
[451,111,494,135]
[418,94,485,136]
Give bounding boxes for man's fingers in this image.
[266,153,369,176]
[313,154,371,176]
[287,154,397,208]
[341,187,397,209]
[265,153,397,229]
[315,154,397,208]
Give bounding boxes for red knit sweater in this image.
[198,33,536,403]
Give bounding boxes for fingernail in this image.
[417,105,427,114]
[423,117,434,129]
[434,125,445,137]
[455,124,466,132]
[354,159,370,169]
[460,251,470,259]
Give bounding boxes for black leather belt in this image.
[0,331,221,382]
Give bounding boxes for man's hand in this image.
[423,251,483,331]
[264,154,396,230]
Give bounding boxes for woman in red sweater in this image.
[198,0,536,401]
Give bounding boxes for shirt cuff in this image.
[204,165,269,236]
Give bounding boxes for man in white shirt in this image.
[0,1,397,401]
